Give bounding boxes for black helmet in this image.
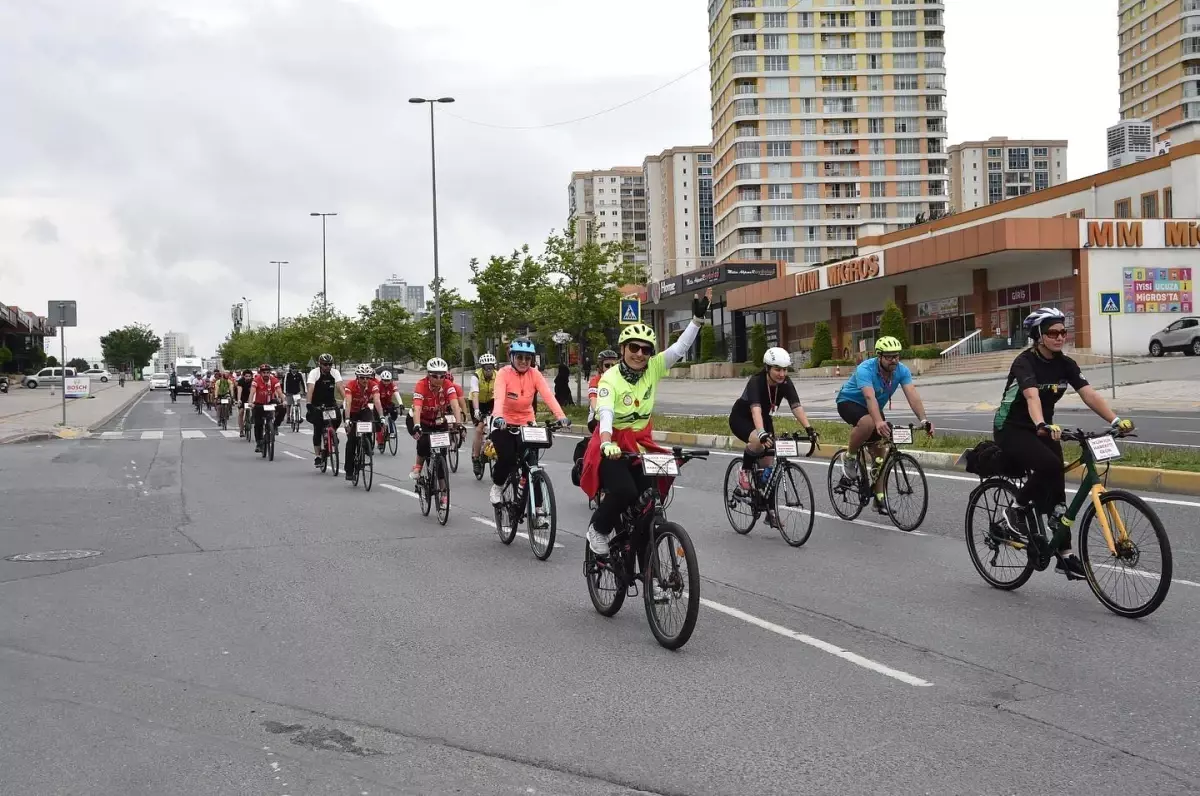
[597,349,618,362]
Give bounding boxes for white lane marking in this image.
[140,431,163,440]
[1170,430,1200,434]
[114,388,149,431]
[220,430,240,438]
[470,515,564,547]
[380,483,420,499]
[1138,495,1200,508]
[283,451,305,460]
[699,598,933,687]
[100,431,123,439]
[181,429,206,439]
[1095,563,1200,589]
[201,409,218,425]
[811,509,928,536]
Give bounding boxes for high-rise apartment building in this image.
[567,168,649,265]
[406,285,425,316]
[707,0,948,267]
[375,276,427,317]
[947,137,1068,211]
[1117,0,1200,145]
[159,331,191,364]
[1107,119,1156,168]
[643,146,717,281]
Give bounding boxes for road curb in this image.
[646,430,1200,497]
[0,385,149,445]
[87,385,150,432]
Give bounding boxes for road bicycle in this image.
[378,410,399,457]
[241,403,254,446]
[415,425,454,525]
[827,422,930,532]
[583,447,707,650]
[723,431,819,547]
[448,417,466,473]
[217,397,231,430]
[260,403,277,461]
[316,406,340,476]
[493,422,559,561]
[195,389,207,415]
[473,416,496,481]
[288,396,304,433]
[964,428,1172,618]
[348,416,374,491]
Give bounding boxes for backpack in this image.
[571,436,589,487]
[963,440,1024,479]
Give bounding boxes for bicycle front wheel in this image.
[528,471,557,561]
[883,453,928,532]
[644,522,700,650]
[1079,489,1172,618]
[826,449,866,521]
[495,479,517,544]
[361,434,374,492]
[722,458,758,535]
[387,427,397,456]
[329,432,340,476]
[434,454,451,526]
[965,478,1034,590]
[449,440,460,473]
[773,461,815,547]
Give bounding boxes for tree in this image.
[66,357,90,371]
[699,325,716,362]
[468,246,546,351]
[810,321,833,368]
[879,300,909,349]
[749,323,768,366]
[45,355,59,367]
[0,346,11,369]
[355,298,419,365]
[417,278,466,365]
[100,323,161,372]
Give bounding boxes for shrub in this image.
[879,300,909,349]
[900,345,942,360]
[749,323,768,367]
[699,325,717,362]
[810,322,833,368]
[740,364,760,378]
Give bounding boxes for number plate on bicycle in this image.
[220,398,229,404]
[428,431,451,449]
[891,426,913,445]
[773,439,798,457]
[641,453,679,476]
[1087,435,1121,462]
[520,425,549,445]
[445,415,457,425]
[263,404,276,411]
[323,409,338,420]
[356,421,374,434]
[202,390,209,394]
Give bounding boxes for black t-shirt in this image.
[236,376,254,402]
[310,370,338,407]
[733,371,800,419]
[284,371,305,395]
[995,348,1088,431]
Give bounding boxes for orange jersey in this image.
[492,365,562,426]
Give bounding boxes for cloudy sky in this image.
[0,0,1117,361]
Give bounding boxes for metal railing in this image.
[938,329,983,365]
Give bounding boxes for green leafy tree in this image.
[468,246,546,350]
[100,323,161,372]
[355,298,419,365]
[66,357,90,371]
[879,300,909,349]
[45,355,59,367]
[810,321,833,368]
[749,323,768,366]
[0,346,12,369]
[417,278,466,364]
[699,325,716,362]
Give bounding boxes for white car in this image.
[149,373,170,390]
[82,368,111,382]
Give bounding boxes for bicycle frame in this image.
[1061,447,1128,557]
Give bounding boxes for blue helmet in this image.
[509,337,536,356]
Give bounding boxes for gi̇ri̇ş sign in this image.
[1123,267,1193,314]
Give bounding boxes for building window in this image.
[893,53,918,69]
[1141,191,1159,218]
[1007,148,1030,170]
[1115,198,1132,218]
[1035,172,1049,190]
[894,74,918,91]
[1070,209,1086,218]
[1164,187,1173,217]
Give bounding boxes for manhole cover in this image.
[5,550,103,562]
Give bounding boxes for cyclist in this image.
[408,357,463,483]
[283,364,306,427]
[994,307,1134,580]
[236,369,254,436]
[306,354,345,467]
[488,338,571,528]
[213,369,235,424]
[343,364,385,482]
[582,289,711,558]
[469,353,498,473]
[374,370,403,451]
[192,372,206,411]
[248,363,286,453]
[168,368,178,401]
[571,348,619,485]
[835,336,933,515]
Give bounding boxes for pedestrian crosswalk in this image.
[92,429,314,441]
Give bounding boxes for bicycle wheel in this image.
[244,415,253,445]
[387,425,397,456]
[418,464,433,516]
[434,454,451,526]
[773,462,815,547]
[449,436,460,473]
[584,543,625,617]
[883,453,928,532]
[329,431,340,476]
[362,434,374,491]
[1078,489,1172,618]
[528,471,557,561]
[494,478,517,544]
[826,449,867,521]
[965,478,1034,590]
[644,522,701,650]
[723,458,758,535]
[319,442,328,473]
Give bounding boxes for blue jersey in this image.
[836,358,912,407]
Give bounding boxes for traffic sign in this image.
[48,300,77,327]
[619,297,641,325]
[1099,292,1122,315]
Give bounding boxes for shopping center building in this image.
[691,119,1200,360]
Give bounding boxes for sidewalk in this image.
[0,382,150,444]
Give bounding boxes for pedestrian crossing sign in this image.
[620,297,641,325]
[1099,291,1122,315]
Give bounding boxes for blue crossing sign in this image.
[1099,292,1122,315]
[620,297,641,325]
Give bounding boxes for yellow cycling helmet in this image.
[875,336,903,353]
[618,323,657,349]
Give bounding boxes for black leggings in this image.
[252,404,285,442]
[995,426,1065,515]
[309,406,342,449]
[344,407,374,473]
[590,458,653,535]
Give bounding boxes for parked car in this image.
[149,372,170,390]
[23,367,77,389]
[1148,316,1200,356]
[82,368,111,382]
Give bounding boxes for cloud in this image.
[23,217,59,244]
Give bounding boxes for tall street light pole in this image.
[309,212,337,313]
[408,96,455,358]
[242,296,252,330]
[270,261,289,329]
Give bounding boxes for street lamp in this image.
[270,260,289,329]
[309,212,337,313]
[241,296,252,329]
[408,95,455,358]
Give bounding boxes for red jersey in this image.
[588,373,601,398]
[251,374,280,405]
[377,381,398,406]
[344,377,380,414]
[412,376,460,426]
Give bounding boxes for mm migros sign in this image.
[1084,219,1200,249]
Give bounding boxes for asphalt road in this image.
[1,389,1198,795]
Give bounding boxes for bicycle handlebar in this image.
[618,446,709,467]
[1057,427,1137,443]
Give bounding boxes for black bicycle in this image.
[217,396,231,430]
[260,402,277,461]
[827,422,929,532]
[415,425,454,525]
[583,448,707,650]
[349,416,374,491]
[493,421,560,561]
[723,431,819,546]
[379,410,399,457]
[195,389,206,415]
[448,423,466,473]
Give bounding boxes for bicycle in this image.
[316,406,340,476]
[583,448,707,650]
[964,428,1172,618]
[241,403,254,446]
[288,396,304,433]
[448,418,466,473]
[217,396,231,430]
[259,403,277,461]
[349,416,374,491]
[195,389,207,415]
[472,415,496,481]
[492,421,559,561]
[723,431,820,547]
[379,410,399,457]
[415,424,454,526]
[827,422,929,532]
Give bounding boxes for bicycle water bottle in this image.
[759,465,773,486]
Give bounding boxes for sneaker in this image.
[489,484,504,505]
[439,495,449,509]
[998,505,1030,541]
[534,506,550,529]
[650,581,670,604]
[313,456,322,468]
[873,498,890,516]
[408,467,421,481]
[587,526,611,556]
[737,468,751,491]
[254,443,263,453]
[842,457,859,480]
[1055,554,1087,581]
[345,471,355,482]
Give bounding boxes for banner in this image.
[1123,267,1193,313]
[64,377,90,398]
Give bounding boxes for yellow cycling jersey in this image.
[474,369,496,403]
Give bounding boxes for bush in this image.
[879,300,909,349]
[739,364,760,378]
[822,359,856,367]
[901,345,942,360]
[749,323,768,367]
[810,322,833,368]
[699,325,716,362]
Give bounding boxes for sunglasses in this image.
[626,343,655,356]
[880,354,900,362]
[428,373,445,379]
[1042,329,1068,340]
[599,362,615,371]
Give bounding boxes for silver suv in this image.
[1149,316,1200,357]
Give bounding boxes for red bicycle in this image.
[316,406,340,476]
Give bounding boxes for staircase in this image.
[924,329,1136,378]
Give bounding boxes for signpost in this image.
[48,300,77,426]
[453,310,474,383]
[1099,291,1122,398]
[619,297,641,325]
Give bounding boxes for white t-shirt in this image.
[306,367,343,386]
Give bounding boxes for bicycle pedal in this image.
[626,583,639,598]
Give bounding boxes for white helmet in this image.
[426,357,449,373]
[1022,307,1067,340]
[354,364,374,377]
[763,347,792,368]
[478,353,497,367]
[380,370,393,381]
